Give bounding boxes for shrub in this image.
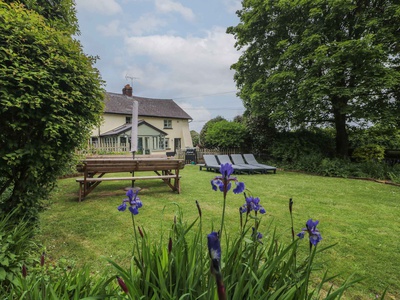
[0,2,104,223]
[269,129,335,163]
[352,144,385,162]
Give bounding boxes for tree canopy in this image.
[228,0,400,157]
[3,0,78,34]
[0,2,104,221]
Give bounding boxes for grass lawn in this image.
[37,164,400,299]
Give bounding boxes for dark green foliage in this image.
[228,0,400,157]
[190,130,200,147]
[269,129,336,163]
[277,154,399,180]
[245,113,276,154]
[0,2,104,222]
[232,114,243,123]
[349,124,400,150]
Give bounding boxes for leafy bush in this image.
[0,2,104,223]
[205,120,248,149]
[349,124,400,150]
[352,144,385,162]
[276,153,399,181]
[269,129,336,163]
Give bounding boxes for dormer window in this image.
[164,119,172,129]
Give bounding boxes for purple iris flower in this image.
[207,232,221,275]
[117,189,142,215]
[207,232,221,260]
[240,196,266,215]
[297,219,322,246]
[210,163,245,195]
[117,202,127,211]
[220,163,234,178]
[252,227,263,242]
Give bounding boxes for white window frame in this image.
[164,119,172,129]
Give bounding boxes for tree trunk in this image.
[332,97,349,158]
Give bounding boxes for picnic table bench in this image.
[76,158,185,201]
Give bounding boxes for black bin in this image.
[185,148,197,164]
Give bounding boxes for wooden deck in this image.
[76,158,185,201]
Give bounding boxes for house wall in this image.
[143,117,193,150]
[92,113,193,151]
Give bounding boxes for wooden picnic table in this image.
[76,158,185,201]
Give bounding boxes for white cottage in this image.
[91,84,193,154]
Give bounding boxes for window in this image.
[164,119,172,129]
[126,117,132,123]
[164,139,170,149]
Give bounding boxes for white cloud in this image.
[77,0,122,15]
[155,0,195,21]
[179,103,212,132]
[128,14,167,35]
[97,20,124,37]
[123,27,240,96]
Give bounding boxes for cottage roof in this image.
[105,92,192,120]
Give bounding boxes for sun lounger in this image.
[243,154,277,174]
[216,155,253,174]
[202,155,221,172]
[230,154,266,174]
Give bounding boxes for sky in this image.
[75,0,245,132]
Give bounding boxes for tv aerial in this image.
[125,74,140,86]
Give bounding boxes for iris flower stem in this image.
[289,198,296,267]
[220,188,227,236]
[131,213,140,260]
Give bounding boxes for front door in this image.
[174,138,181,152]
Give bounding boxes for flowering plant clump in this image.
[107,162,360,300]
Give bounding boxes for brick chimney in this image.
[122,84,133,97]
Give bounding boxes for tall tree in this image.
[228,0,400,157]
[0,2,104,222]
